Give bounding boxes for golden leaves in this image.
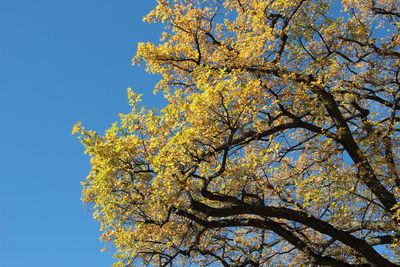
[75,0,400,265]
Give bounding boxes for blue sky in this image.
[0,1,163,266]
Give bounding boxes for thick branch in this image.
[190,199,396,266]
[175,209,355,266]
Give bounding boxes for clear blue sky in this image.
[0,1,164,266]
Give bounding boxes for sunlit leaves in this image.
[76,0,400,265]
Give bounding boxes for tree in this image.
[74,0,400,265]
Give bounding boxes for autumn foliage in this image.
[74,0,400,265]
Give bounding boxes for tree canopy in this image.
[74,0,400,265]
